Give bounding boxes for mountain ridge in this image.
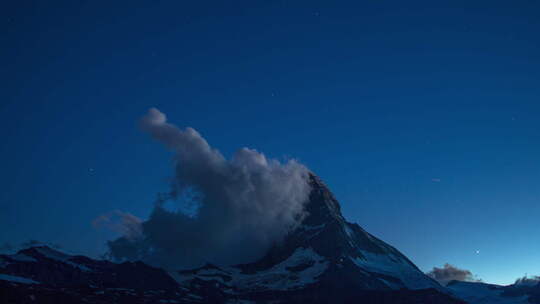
[1,174,466,303]
[446,280,540,304]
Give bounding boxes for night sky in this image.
[1,1,539,285]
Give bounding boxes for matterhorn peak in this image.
[172,173,445,302]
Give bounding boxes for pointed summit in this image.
[234,173,441,290]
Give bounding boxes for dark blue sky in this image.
[1,1,539,285]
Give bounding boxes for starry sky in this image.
[1,1,539,285]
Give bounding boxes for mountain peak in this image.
[178,174,443,294]
[303,173,345,226]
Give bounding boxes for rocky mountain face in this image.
[1,174,465,303]
[0,246,200,303]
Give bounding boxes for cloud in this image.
[106,108,311,269]
[427,263,480,285]
[93,210,143,240]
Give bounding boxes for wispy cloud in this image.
[106,108,311,268]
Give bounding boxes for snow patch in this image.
[0,274,40,284]
[35,247,92,272]
[343,224,357,248]
[344,224,354,237]
[7,254,37,263]
[352,251,439,290]
[175,247,329,292]
[447,281,530,304]
[229,247,328,291]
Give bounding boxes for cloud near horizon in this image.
[105,108,311,269]
[427,263,481,285]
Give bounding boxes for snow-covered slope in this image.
[174,247,329,292]
[0,274,40,285]
[447,281,531,304]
